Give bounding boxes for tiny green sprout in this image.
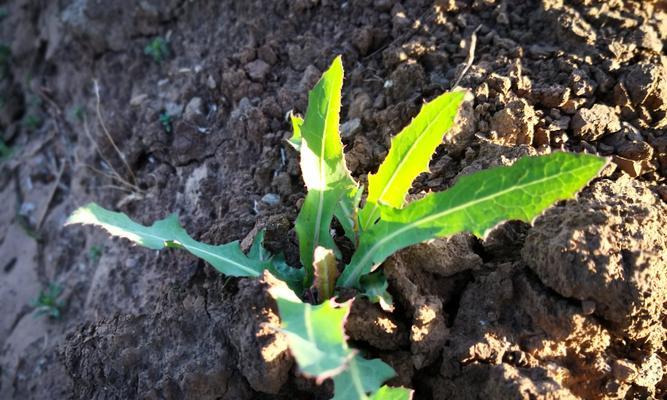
[159,111,173,133]
[0,137,12,161]
[66,56,606,399]
[144,37,171,64]
[88,244,103,263]
[22,114,42,131]
[70,105,85,122]
[31,283,65,319]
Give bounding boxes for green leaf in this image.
[273,293,353,380]
[331,355,396,400]
[287,112,303,151]
[339,152,607,287]
[247,229,305,293]
[358,91,466,230]
[312,246,339,302]
[334,185,364,243]
[268,277,401,399]
[370,386,413,400]
[360,271,394,312]
[294,56,358,285]
[66,203,268,277]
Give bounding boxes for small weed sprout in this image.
[144,37,170,64]
[88,244,103,263]
[67,56,606,399]
[159,111,173,133]
[31,283,65,319]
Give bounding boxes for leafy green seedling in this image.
[159,111,173,133]
[31,283,64,319]
[0,137,12,161]
[88,244,103,263]
[144,37,171,64]
[22,114,42,131]
[66,56,606,399]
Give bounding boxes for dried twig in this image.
[93,80,137,183]
[36,160,66,230]
[451,24,482,90]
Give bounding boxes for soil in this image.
[0,0,666,399]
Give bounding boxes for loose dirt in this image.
[0,0,665,399]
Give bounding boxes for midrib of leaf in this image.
[313,107,330,252]
[342,163,597,287]
[361,107,448,229]
[348,359,367,399]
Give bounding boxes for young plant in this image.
[66,56,606,399]
[144,37,171,64]
[159,111,173,134]
[31,283,65,319]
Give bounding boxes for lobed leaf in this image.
[339,152,607,287]
[269,275,407,399]
[331,355,396,400]
[359,271,394,312]
[294,56,358,285]
[247,229,305,293]
[358,91,466,230]
[66,203,268,277]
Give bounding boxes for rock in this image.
[184,97,203,120]
[490,99,539,145]
[612,359,638,382]
[634,25,663,53]
[556,8,597,46]
[352,26,374,56]
[616,140,653,161]
[612,155,646,177]
[346,298,408,350]
[341,118,362,139]
[245,59,271,82]
[533,84,570,108]
[570,104,621,141]
[164,101,184,118]
[261,193,280,206]
[257,44,277,65]
[624,62,667,110]
[522,177,667,346]
[388,61,425,100]
[349,92,372,119]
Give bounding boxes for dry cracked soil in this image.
[0,0,666,399]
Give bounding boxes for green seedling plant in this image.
[66,56,607,399]
[159,111,173,134]
[31,283,65,319]
[144,37,171,64]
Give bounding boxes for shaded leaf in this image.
[331,355,396,400]
[287,112,303,151]
[247,229,305,293]
[358,91,466,230]
[339,152,607,287]
[334,185,364,243]
[66,203,267,277]
[360,271,394,312]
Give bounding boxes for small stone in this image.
[130,94,148,106]
[245,59,271,82]
[634,25,663,53]
[489,99,539,145]
[534,127,551,147]
[257,45,277,65]
[165,102,184,118]
[616,140,653,161]
[341,118,362,139]
[206,75,217,89]
[388,61,425,100]
[612,359,638,382]
[534,85,570,108]
[581,300,596,315]
[612,155,643,177]
[571,104,621,141]
[352,27,374,56]
[349,92,372,119]
[560,97,588,114]
[184,97,203,120]
[261,193,280,206]
[635,354,663,389]
[487,73,512,95]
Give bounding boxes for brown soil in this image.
[1,0,666,399]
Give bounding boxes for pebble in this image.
[261,193,280,206]
[341,118,362,139]
[184,97,203,120]
[245,59,271,82]
[616,140,653,161]
[571,104,621,141]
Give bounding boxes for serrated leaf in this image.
[287,112,303,151]
[66,203,267,277]
[358,91,466,230]
[295,56,358,285]
[339,152,607,287]
[268,276,401,399]
[332,355,396,400]
[334,185,364,243]
[370,386,413,400]
[247,229,305,293]
[313,246,339,302]
[360,271,394,312]
[272,293,353,381]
